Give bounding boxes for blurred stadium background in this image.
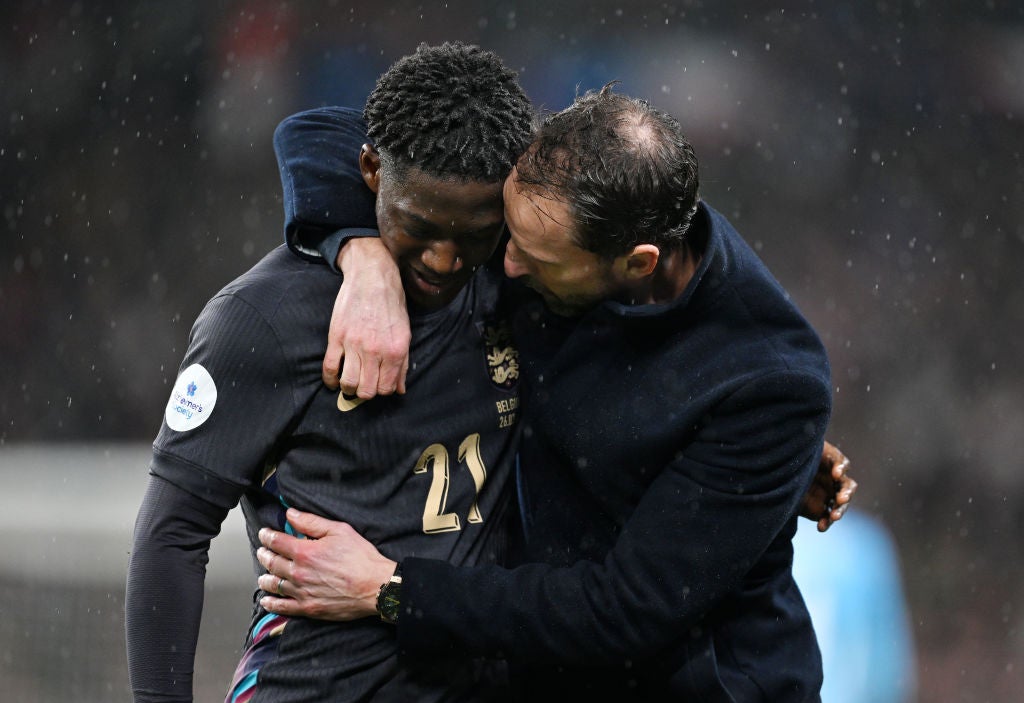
[2,1,1022,700]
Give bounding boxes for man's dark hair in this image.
[364,42,534,182]
[516,84,699,259]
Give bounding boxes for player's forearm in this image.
[126,476,226,701]
[126,549,203,699]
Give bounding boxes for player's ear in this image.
[619,244,660,280]
[359,144,382,194]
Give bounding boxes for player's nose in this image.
[423,240,463,276]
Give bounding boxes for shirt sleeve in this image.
[150,292,301,505]
[127,285,306,699]
[397,369,831,665]
[125,474,232,702]
[273,106,378,264]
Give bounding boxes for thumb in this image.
[285,508,339,539]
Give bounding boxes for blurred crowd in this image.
[2,1,1023,699]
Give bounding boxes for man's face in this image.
[502,170,618,316]
[366,154,505,311]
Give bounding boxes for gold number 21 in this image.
[413,433,487,534]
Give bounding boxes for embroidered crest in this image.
[483,321,519,388]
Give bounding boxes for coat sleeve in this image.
[397,369,831,665]
[273,106,378,265]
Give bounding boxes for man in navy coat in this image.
[257,85,836,701]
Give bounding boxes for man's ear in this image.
[619,243,660,280]
[359,144,382,194]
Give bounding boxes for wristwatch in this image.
[376,562,403,624]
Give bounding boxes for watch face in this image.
[378,579,402,624]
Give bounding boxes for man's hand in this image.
[256,509,397,621]
[324,237,411,397]
[800,441,857,532]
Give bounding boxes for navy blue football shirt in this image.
[151,246,520,701]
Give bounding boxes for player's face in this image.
[364,150,505,311]
[502,170,619,316]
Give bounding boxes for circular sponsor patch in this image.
[165,363,218,432]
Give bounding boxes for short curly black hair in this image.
[364,42,534,182]
[515,84,699,259]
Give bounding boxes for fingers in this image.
[815,478,855,531]
[375,351,408,397]
[396,357,409,395]
[822,440,841,463]
[339,352,364,398]
[345,344,410,399]
[322,342,343,389]
[255,546,312,617]
[259,593,303,617]
[378,326,411,396]
[340,351,409,399]
[284,508,337,539]
[256,572,290,597]
[831,454,850,481]
[356,353,382,400]
[257,545,293,580]
[258,527,302,560]
[818,503,849,532]
[831,501,850,523]
[836,475,858,506]
[821,441,850,480]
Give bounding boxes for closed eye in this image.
[404,225,433,240]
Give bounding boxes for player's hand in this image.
[324,237,411,397]
[256,509,397,621]
[800,441,857,532]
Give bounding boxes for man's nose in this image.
[503,240,527,279]
[423,240,463,275]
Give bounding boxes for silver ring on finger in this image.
[276,577,286,596]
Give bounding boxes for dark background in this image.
[2,1,1022,700]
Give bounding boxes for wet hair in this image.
[515,83,699,259]
[364,42,534,182]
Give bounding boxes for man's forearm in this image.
[396,373,830,664]
[335,235,391,275]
